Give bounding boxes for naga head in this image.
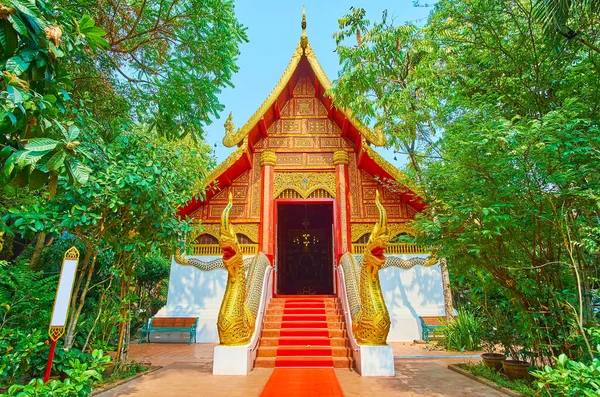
[219,192,242,278]
[364,190,390,276]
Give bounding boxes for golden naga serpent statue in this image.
[352,190,392,345]
[173,193,255,346]
[216,192,255,345]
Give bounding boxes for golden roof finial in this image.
[224,112,235,137]
[300,6,308,50]
[301,5,306,32]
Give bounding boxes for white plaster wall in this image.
[152,256,227,343]
[379,254,446,342]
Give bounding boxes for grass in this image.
[97,361,151,387]
[460,362,539,397]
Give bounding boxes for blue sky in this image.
[205,0,433,165]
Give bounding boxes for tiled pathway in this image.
[95,343,506,397]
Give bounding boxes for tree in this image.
[65,0,249,141]
[417,0,600,361]
[4,130,213,350]
[329,8,454,320]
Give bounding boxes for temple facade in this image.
[156,14,446,374]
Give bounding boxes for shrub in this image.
[0,328,110,389]
[440,309,484,351]
[0,261,56,331]
[532,351,600,396]
[1,350,111,397]
[0,329,46,386]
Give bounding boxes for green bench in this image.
[140,316,198,344]
[419,316,445,343]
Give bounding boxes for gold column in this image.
[259,151,276,263]
[333,150,351,259]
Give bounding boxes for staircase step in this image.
[257,346,351,358]
[265,314,327,322]
[262,328,347,338]
[255,296,353,370]
[258,346,332,358]
[266,307,341,316]
[281,321,343,329]
[264,314,344,323]
[259,336,348,347]
[254,356,353,369]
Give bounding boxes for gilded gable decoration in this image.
[273,172,336,199]
[220,23,385,148]
[351,222,415,242]
[234,224,259,243]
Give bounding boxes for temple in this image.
[156,10,447,376]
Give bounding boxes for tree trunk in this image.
[82,276,113,352]
[439,257,455,322]
[29,232,47,271]
[115,274,130,365]
[64,250,98,349]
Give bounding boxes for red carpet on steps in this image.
[255,295,353,369]
[260,368,344,397]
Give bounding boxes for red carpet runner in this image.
[260,368,344,397]
[255,295,353,368]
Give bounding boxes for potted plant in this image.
[480,325,506,371]
[497,315,532,380]
[502,347,531,380]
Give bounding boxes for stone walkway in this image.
[95,343,506,397]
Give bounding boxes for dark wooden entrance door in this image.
[276,203,334,295]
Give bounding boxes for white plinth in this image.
[213,345,252,375]
[359,345,395,376]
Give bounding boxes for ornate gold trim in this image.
[352,223,416,242]
[260,151,277,166]
[64,246,79,260]
[333,150,349,165]
[303,43,386,147]
[222,44,304,147]
[49,326,65,342]
[273,172,336,199]
[202,140,249,190]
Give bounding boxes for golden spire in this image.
[301,5,306,32]
[300,6,308,50]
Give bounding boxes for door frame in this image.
[273,198,338,296]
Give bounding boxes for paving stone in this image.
[96,342,507,396]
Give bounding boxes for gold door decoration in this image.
[273,172,336,199]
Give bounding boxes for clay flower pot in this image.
[481,352,506,371]
[502,359,531,380]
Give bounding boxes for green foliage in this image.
[532,351,600,396]
[332,0,600,366]
[0,260,55,330]
[1,349,110,397]
[134,254,170,285]
[462,363,537,397]
[66,0,249,140]
[439,309,484,351]
[133,253,170,329]
[0,329,46,386]
[0,327,109,392]
[0,1,107,193]
[329,8,438,178]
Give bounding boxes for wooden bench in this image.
[419,316,446,343]
[140,317,198,344]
